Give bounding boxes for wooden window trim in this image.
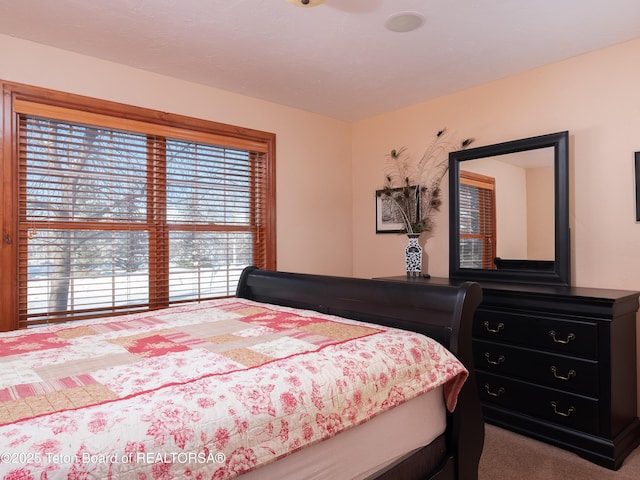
[460,170,496,269]
[0,81,277,331]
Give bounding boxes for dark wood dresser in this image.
[378,276,640,470]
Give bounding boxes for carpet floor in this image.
[478,424,640,480]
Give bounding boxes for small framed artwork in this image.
[636,152,640,221]
[375,186,419,233]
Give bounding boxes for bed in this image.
[0,267,484,480]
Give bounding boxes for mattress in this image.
[0,298,465,479]
[239,385,446,480]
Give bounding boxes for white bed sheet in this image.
[239,385,446,480]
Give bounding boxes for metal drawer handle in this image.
[549,330,576,344]
[484,352,505,365]
[550,366,576,381]
[483,321,505,333]
[484,384,506,397]
[550,401,576,417]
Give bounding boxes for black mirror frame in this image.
[449,131,570,286]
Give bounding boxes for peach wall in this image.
[353,38,640,289]
[527,167,555,259]
[0,34,353,277]
[352,38,640,410]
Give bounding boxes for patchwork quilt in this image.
[0,298,467,479]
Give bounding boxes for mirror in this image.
[449,131,570,286]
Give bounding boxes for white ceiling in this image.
[1,0,639,122]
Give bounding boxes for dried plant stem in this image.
[382,130,474,234]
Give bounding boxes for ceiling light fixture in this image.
[385,12,425,33]
[286,0,325,7]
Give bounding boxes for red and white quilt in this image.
[0,298,467,479]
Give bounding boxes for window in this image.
[1,82,276,330]
[459,171,496,269]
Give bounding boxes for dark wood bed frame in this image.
[236,267,485,480]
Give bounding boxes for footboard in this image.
[236,267,484,480]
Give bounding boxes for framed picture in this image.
[636,152,640,221]
[375,186,419,233]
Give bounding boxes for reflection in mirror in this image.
[460,148,555,267]
[459,170,496,269]
[449,131,570,286]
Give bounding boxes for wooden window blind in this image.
[459,171,496,269]
[2,82,276,330]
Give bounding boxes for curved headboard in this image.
[236,266,482,360]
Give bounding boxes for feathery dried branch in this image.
[380,129,474,234]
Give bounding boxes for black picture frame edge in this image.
[635,152,640,222]
[375,186,419,234]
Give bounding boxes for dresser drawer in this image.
[477,372,599,435]
[474,340,599,396]
[474,308,598,358]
